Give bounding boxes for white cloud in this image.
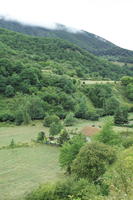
[0,0,133,50]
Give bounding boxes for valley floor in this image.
[0,116,133,199]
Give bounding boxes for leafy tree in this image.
[75,96,90,119]
[49,121,63,136]
[59,134,86,174]
[5,85,15,97]
[72,142,116,182]
[37,131,45,142]
[26,96,45,120]
[64,112,75,126]
[15,109,24,125]
[57,129,70,146]
[104,97,119,115]
[114,106,128,124]
[95,118,121,146]
[43,114,60,127]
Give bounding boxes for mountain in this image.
[0,27,133,83]
[0,18,133,63]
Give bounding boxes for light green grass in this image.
[0,145,62,200]
[0,121,48,147]
[81,80,116,84]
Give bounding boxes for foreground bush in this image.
[25,178,101,200]
[72,142,116,182]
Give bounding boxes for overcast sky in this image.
[0,0,133,50]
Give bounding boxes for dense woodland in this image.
[1,18,133,63]
[0,26,133,200]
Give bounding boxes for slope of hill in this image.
[0,18,133,63]
[0,27,133,83]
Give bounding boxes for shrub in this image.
[71,142,116,182]
[37,131,45,142]
[5,85,15,97]
[49,121,63,136]
[0,112,15,122]
[15,110,24,125]
[43,114,60,127]
[57,129,70,146]
[59,134,86,174]
[114,106,128,125]
[64,112,75,126]
[95,118,122,146]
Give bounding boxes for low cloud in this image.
[0,15,82,34]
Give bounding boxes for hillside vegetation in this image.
[0,18,133,63]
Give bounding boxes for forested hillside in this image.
[0,24,133,200]
[0,18,133,63]
[0,27,133,85]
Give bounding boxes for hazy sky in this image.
[0,0,133,50]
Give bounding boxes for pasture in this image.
[0,116,133,199]
[0,145,61,200]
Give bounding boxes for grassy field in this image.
[0,145,61,200]
[0,116,133,199]
[0,121,48,147]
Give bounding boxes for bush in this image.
[122,137,133,148]
[95,118,122,146]
[5,85,15,97]
[57,129,70,146]
[15,110,24,125]
[43,114,60,127]
[114,106,128,125]
[25,178,100,200]
[37,131,45,142]
[59,134,86,174]
[49,121,63,136]
[0,112,15,122]
[71,142,116,182]
[64,112,75,126]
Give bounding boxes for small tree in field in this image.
[37,131,45,142]
[49,121,63,136]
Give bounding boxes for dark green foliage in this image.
[25,178,99,200]
[104,97,120,115]
[114,106,128,124]
[95,119,122,146]
[71,142,116,182]
[26,96,45,120]
[37,131,45,142]
[49,121,63,136]
[43,114,60,127]
[5,85,15,97]
[59,134,86,174]
[85,84,112,108]
[0,27,132,87]
[10,138,15,148]
[121,76,133,101]
[15,109,24,125]
[0,112,15,122]
[64,112,75,126]
[1,18,133,64]
[57,129,70,146]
